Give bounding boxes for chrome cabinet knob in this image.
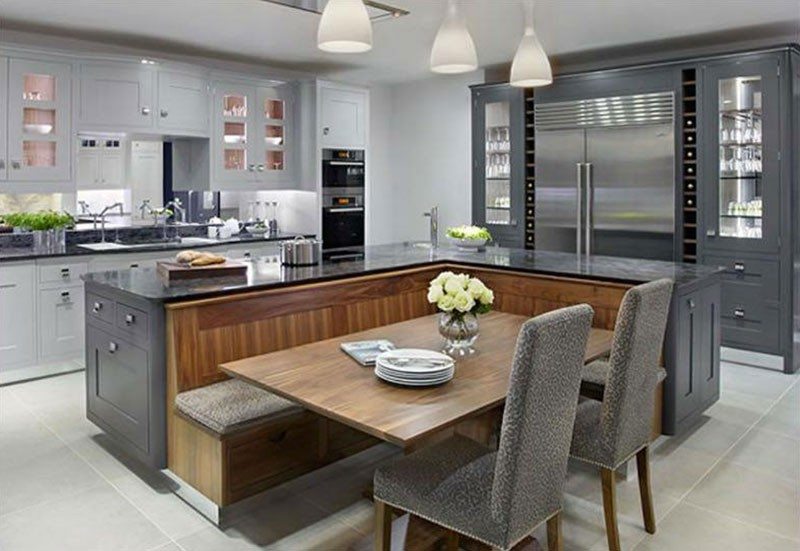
[687,298,695,309]
[160,109,168,118]
[92,301,102,313]
[125,313,135,325]
[706,230,717,237]
[323,127,330,136]
[141,106,151,115]
[734,308,745,319]
[108,341,118,353]
[733,262,745,273]
[257,164,264,172]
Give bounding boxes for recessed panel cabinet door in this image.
[79,63,155,129]
[38,286,85,361]
[0,263,36,369]
[320,87,366,148]
[7,58,72,181]
[86,326,149,452]
[0,57,8,181]
[157,71,209,135]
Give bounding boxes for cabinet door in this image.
[0,57,7,181]
[0,263,36,369]
[79,63,155,129]
[6,58,72,181]
[157,71,209,135]
[76,151,100,188]
[320,87,366,148]
[212,82,256,185]
[702,55,781,253]
[670,292,702,425]
[698,283,721,404]
[38,285,85,361]
[255,85,294,185]
[86,326,149,451]
[100,152,124,188]
[471,86,525,247]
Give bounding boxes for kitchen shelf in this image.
[719,174,762,180]
[486,177,511,181]
[487,206,511,211]
[719,213,762,219]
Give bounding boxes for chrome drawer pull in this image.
[61,291,71,303]
[92,301,102,313]
[734,308,745,319]
[109,341,118,353]
[687,298,696,309]
[125,313,135,325]
[60,268,70,277]
[733,262,745,273]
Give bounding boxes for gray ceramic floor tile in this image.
[9,370,85,410]
[704,389,775,427]
[756,393,800,439]
[0,483,169,551]
[641,441,720,499]
[660,416,748,458]
[721,364,794,401]
[686,460,800,540]
[634,502,799,551]
[725,427,800,481]
[0,442,106,515]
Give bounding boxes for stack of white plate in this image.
[374,349,455,387]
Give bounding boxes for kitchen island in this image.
[81,243,722,521]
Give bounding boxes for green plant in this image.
[445,225,492,241]
[1,210,75,231]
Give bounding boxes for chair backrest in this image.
[491,304,594,545]
[601,279,673,464]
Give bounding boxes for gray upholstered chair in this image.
[569,279,674,551]
[373,304,595,551]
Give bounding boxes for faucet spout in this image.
[423,206,439,249]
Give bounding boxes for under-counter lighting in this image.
[510,0,552,88]
[317,0,373,53]
[430,0,478,74]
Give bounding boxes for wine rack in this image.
[524,89,536,249]
[681,68,698,262]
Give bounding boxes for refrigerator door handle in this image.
[576,163,583,255]
[585,162,593,256]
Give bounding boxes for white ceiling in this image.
[1,0,798,84]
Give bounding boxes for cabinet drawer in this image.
[704,254,778,301]
[86,292,116,326]
[86,327,149,451]
[227,414,318,493]
[720,288,779,351]
[38,261,88,286]
[115,303,149,344]
[39,286,85,360]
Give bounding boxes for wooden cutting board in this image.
[156,259,248,282]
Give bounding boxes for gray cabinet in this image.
[663,278,721,434]
[157,70,210,136]
[471,84,525,247]
[85,285,165,468]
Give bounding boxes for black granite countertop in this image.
[0,232,307,262]
[82,242,722,303]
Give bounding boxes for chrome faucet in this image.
[137,199,154,220]
[165,198,185,224]
[98,202,124,243]
[78,201,99,230]
[423,206,439,249]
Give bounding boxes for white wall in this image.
[367,71,485,244]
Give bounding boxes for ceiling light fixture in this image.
[429,0,478,74]
[317,0,373,53]
[509,0,552,88]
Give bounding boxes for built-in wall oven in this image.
[322,149,365,261]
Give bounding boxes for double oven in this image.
[322,149,365,261]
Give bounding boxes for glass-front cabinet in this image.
[5,58,72,182]
[704,56,780,252]
[213,81,294,186]
[471,85,524,247]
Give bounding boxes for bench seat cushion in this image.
[175,379,302,435]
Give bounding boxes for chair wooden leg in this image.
[636,447,657,534]
[546,512,563,551]
[374,499,393,551]
[600,468,621,551]
[445,529,460,551]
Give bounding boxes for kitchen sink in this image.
[78,242,132,251]
[177,237,218,246]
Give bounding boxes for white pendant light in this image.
[318,0,373,54]
[510,0,552,87]
[430,0,478,74]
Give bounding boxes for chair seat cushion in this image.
[175,378,301,435]
[374,435,508,548]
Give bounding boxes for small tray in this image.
[156,259,248,282]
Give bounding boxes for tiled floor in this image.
[0,362,797,550]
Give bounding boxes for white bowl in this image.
[448,237,487,249]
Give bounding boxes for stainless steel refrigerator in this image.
[534,92,675,260]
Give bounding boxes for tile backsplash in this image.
[0,193,67,214]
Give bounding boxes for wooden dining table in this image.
[221,311,614,450]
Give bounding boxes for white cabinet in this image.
[157,70,210,135]
[320,86,367,148]
[0,57,7,181]
[212,80,297,188]
[76,138,125,189]
[88,251,171,272]
[0,262,37,369]
[79,62,155,129]
[38,285,85,361]
[36,259,88,363]
[5,58,72,182]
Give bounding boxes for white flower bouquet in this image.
[427,271,494,318]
